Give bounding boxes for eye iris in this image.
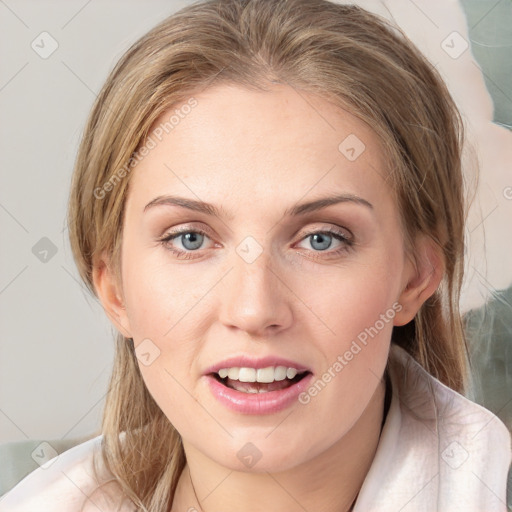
[310,233,332,251]
[182,232,203,250]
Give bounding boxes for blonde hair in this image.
[67,0,471,509]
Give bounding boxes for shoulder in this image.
[389,343,511,450]
[386,343,511,509]
[0,435,135,512]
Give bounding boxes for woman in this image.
[1,0,510,510]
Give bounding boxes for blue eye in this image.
[296,228,354,259]
[158,229,211,259]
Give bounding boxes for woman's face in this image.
[109,83,415,471]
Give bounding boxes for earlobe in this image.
[393,234,444,327]
[92,253,132,338]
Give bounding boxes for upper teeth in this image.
[217,366,302,383]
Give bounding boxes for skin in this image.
[93,83,443,512]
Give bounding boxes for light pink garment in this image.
[353,344,511,511]
[1,343,509,511]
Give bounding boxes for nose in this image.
[218,247,293,337]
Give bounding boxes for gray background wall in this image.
[1,0,511,445]
[0,0,188,444]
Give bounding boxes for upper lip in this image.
[204,356,312,375]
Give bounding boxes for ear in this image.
[92,252,133,338]
[393,234,445,327]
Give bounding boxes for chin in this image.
[205,433,322,474]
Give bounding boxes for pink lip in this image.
[206,374,313,414]
[205,372,314,414]
[203,355,311,375]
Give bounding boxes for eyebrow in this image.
[143,193,374,219]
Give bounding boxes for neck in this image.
[171,376,388,512]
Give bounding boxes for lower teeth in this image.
[220,375,304,393]
[230,384,280,394]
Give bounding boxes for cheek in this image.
[121,248,201,339]
[296,247,401,412]
[123,257,207,429]
[303,255,402,346]
[306,277,394,399]
[292,267,397,445]
[137,357,216,445]
[120,247,215,391]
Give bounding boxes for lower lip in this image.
[205,373,314,414]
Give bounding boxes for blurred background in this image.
[0,0,510,492]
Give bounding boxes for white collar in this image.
[353,343,511,511]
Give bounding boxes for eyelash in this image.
[157,226,354,261]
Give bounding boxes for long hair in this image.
[67,1,471,509]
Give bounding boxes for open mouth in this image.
[206,364,315,413]
[211,370,311,394]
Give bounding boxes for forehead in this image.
[126,83,390,213]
